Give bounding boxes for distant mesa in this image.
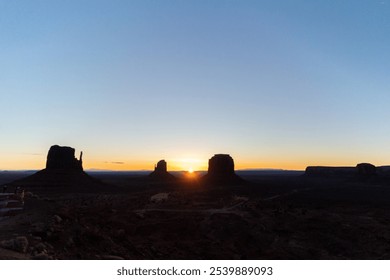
[46,145,83,170]
[305,163,377,178]
[202,154,244,185]
[149,160,176,181]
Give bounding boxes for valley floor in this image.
[1,173,390,259]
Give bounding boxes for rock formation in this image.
[46,145,83,170]
[202,154,243,185]
[10,145,106,193]
[305,163,377,179]
[208,154,235,176]
[149,160,176,181]
[356,163,376,177]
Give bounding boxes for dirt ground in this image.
[1,172,390,259]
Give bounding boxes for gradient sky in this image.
[1,0,390,171]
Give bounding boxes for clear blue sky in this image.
[1,0,390,170]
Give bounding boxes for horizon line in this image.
[0,168,307,172]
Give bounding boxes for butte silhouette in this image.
[46,145,83,170]
[148,160,176,181]
[11,145,105,193]
[201,154,244,185]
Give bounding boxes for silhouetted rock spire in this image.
[149,160,175,181]
[46,145,83,171]
[154,160,167,173]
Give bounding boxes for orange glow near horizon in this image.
[169,158,207,172]
[183,169,199,181]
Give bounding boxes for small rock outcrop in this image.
[149,160,176,181]
[356,163,376,177]
[0,236,29,253]
[202,154,243,185]
[46,145,83,170]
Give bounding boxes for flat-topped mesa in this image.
[149,160,175,181]
[202,154,243,185]
[305,163,377,178]
[46,145,83,171]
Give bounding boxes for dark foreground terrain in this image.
[1,171,390,259]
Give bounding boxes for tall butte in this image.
[11,145,104,193]
[202,154,244,185]
[46,145,83,170]
[149,159,176,181]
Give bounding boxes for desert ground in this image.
[1,170,390,260]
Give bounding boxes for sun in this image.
[171,157,206,172]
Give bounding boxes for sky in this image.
[1,0,390,171]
